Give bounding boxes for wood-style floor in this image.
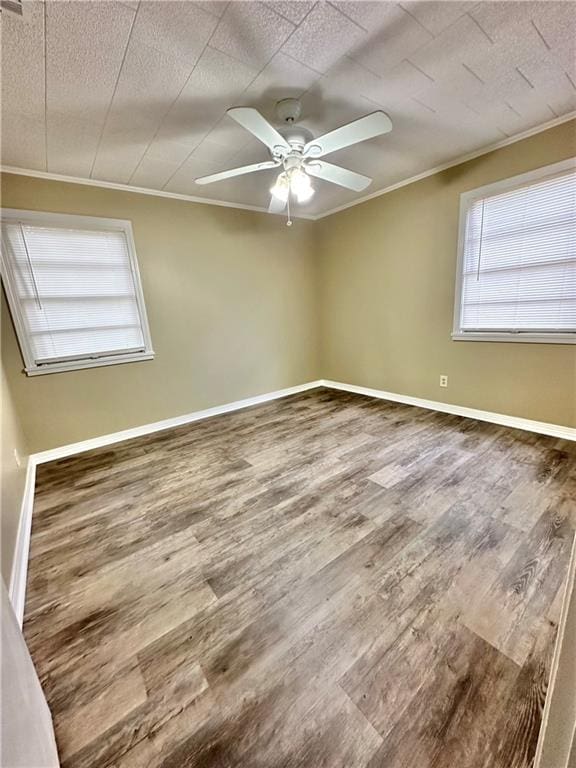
[24,388,575,768]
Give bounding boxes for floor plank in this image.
[24,388,576,768]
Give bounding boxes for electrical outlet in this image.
[13,448,21,467]
[439,375,448,388]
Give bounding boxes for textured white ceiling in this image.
[2,0,575,216]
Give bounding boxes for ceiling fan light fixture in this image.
[270,172,289,202]
[296,185,314,203]
[290,167,314,202]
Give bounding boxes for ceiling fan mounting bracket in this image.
[275,97,302,124]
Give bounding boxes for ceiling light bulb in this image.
[270,172,289,202]
[290,168,312,198]
[296,185,314,203]
[289,167,314,203]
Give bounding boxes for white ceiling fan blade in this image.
[305,161,372,191]
[304,111,392,158]
[195,160,279,185]
[227,107,291,154]
[268,195,287,214]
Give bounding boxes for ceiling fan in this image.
[195,98,393,224]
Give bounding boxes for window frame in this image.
[452,157,576,345]
[1,208,155,375]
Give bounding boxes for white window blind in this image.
[454,161,576,343]
[1,211,154,375]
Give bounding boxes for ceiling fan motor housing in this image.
[272,99,314,157]
[278,127,314,153]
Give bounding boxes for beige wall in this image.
[1,121,575,761]
[1,175,320,453]
[1,347,28,587]
[3,123,574,458]
[317,120,576,428]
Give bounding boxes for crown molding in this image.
[0,165,315,220]
[2,111,574,222]
[315,111,576,219]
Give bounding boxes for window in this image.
[1,210,154,375]
[453,158,576,344]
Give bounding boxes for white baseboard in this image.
[10,376,574,625]
[320,380,576,441]
[9,380,323,624]
[534,534,576,768]
[32,380,324,465]
[30,378,575,468]
[9,460,37,627]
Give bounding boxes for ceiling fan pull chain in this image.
[286,190,293,227]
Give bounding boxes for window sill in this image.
[451,332,576,345]
[24,352,155,376]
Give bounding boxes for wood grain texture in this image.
[23,388,576,768]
